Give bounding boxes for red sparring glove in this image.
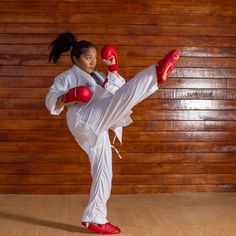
[101,44,119,72]
[156,49,179,84]
[62,86,92,104]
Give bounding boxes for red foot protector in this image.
[156,49,179,84]
[82,221,121,234]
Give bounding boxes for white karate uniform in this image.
[45,64,158,224]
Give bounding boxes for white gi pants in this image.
[67,65,158,224]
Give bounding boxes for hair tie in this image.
[72,40,77,47]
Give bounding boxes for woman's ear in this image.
[73,56,78,63]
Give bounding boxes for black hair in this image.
[49,32,96,64]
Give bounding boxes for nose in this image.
[91,58,96,65]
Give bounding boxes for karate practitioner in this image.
[45,32,179,234]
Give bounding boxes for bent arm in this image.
[104,71,126,94]
[45,75,68,115]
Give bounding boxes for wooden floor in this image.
[0,193,235,236]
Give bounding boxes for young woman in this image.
[45,32,179,234]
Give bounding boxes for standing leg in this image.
[69,125,121,234]
[81,131,112,224]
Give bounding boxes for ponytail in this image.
[49,32,96,64]
[49,32,76,64]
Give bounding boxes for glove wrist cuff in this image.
[108,64,119,72]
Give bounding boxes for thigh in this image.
[68,120,97,154]
[89,131,112,172]
[81,64,158,135]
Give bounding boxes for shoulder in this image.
[52,67,76,87]
[54,68,72,81]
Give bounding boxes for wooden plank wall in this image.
[0,0,236,194]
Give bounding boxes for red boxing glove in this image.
[62,86,92,104]
[101,44,119,72]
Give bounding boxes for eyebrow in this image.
[84,53,97,57]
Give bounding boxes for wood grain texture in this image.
[0,0,235,194]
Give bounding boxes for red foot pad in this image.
[157,49,179,84]
[82,221,121,234]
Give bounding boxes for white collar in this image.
[71,64,89,76]
[71,64,96,86]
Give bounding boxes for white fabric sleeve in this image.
[104,71,126,94]
[104,72,130,145]
[45,74,69,115]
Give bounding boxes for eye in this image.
[87,56,96,62]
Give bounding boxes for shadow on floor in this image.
[0,211,95,234]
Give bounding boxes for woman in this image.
[45,32,179,234]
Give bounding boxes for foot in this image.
[156,49,179,84]
[81,221,121,234]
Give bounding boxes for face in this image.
[75,47,97,74]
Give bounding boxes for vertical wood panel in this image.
[0,0,235,194]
